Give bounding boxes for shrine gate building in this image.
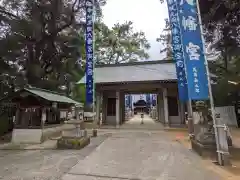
[78,60,186,127]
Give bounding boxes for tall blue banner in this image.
[85,0,94,105]
[150,94,153,106]
[146,94,151,105]
[167,0,188,102]
[177,0,209,100]
[125,95,133,109]
[129,95,132,110]
[125,95,130,107]
[152,94,156,106]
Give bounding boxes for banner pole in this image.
[92,0,96,126]
[187,100,194,138]
[196,0,224,165]
[173,1,193,137]
[85,0,95,125]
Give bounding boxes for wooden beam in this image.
[96,82,177,92]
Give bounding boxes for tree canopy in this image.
[198,0,240,105]
[95,21,150,64]
[0,0,150,102]
[156,18,172,59]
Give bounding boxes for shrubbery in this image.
[57,137,90,149]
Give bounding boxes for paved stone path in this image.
[0,113,222,180]
[125,114,156,125]
[62,131,221,180]
[121,114,164,130]
[0,134,109,180]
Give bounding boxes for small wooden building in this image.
[133,99,149,114]
[0,87,83,144]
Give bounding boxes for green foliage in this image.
[156,18,172,59]
[197,0,240,106]
[0,0,150,103]
[0,0,91,98]
[209,56,240,106]
[0,115,11,136]
[57,137,90,149]
[95,21,150,64]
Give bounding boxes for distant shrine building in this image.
[129,94,152,114]
[78,60,185,127]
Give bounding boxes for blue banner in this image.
[146,94,151,105]
[177,0,209,100]
[129,95,132,110]
[167,0,188,102]
[125,95,130,107]
[85,0,94,104]
[152,94,156,106]
[125,95,133,109]
[149,94,153,106]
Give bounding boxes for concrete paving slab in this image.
[0,135,109,180]
[63,174,125,180]
[63,131,221,180]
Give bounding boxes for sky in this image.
[102,0,169,61]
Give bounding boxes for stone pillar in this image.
[179,102,185,125]
[157,92,161,122]
[96,93,101,125]
[157,90,164,123]
[120,92,125,124]
[75,107,79,120]
[163,88,169,125]
[116,91,120,127]
[41,108,47,129]
[15,108,20,126]
[156,94,159,121]
[102,92,107,125]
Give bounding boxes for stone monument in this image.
[57,118,89,149]
[191,101,232,161]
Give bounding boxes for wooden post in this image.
[41,108,46,129]
[116,91,120,127]
[163,88,169,126]
[15,108,20,127]
[96,93,101,125]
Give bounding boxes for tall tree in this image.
[209,55,240,105]
[95,21,150,64]
[156,18,172,59]
[0,0,150,101]
[0,0,105,97]
[199,0,240,105]
[199,0,240,71]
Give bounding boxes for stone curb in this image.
[163,127,188,132]
[0,145,57,150]
[175,135,240,180]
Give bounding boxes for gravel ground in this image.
[0,134,110,180]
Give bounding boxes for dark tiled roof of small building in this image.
[78,60,177,84]
[0,86,83,107]
[24,87,83,106]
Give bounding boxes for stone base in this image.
[12,129,42,144]
[191,139,240,161]
[92,129,97,137]
[192,126,233,160]
[191,139,217,159]
[57,136,90,149]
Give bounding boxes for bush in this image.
[0,115,13,137]
[57,137,90,149]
